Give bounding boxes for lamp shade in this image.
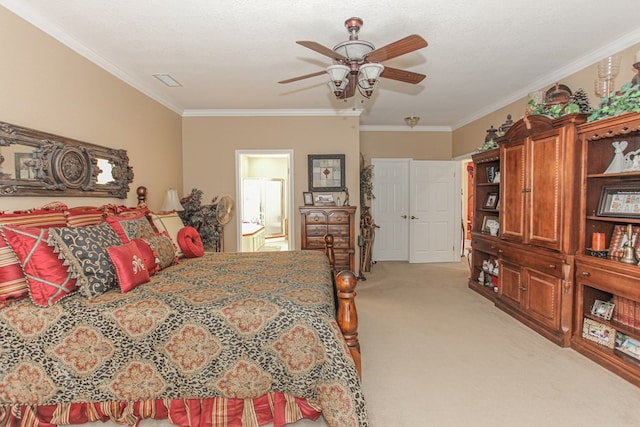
[326,64,350,93]
[359,63,384,83]
[161,188,184,212]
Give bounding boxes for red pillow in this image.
[0,225,77,306]
[131,238,159,276]
[0,210,68,304]
[107,241,151,293]
[177,226,205,258]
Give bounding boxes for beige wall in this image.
[452,43,640,157]
[0,7,182,212]
[361,131,452,161]
[182,116,360,252]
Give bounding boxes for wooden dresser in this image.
[299,206,356,273]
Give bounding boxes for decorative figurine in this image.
[604,140,628,174]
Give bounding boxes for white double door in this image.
[371,159,461,263]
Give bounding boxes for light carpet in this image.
[78,259,640,427]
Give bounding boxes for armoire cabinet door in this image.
[527,132,563,251]
[500,139,526,242]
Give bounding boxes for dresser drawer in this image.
[501,244,564,279]
[326,211,351,225]
[304,212,329,225]
[305,224,328,237]
[307,236,349,249]
[471,235,499,255]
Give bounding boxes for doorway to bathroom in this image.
[235,150,293,252]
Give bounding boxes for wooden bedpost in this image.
[335,270,361,379]
[324,234,337,275]
[324,234,361,378]
[136,186,148,208]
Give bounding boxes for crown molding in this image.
[182,109,363,118]
[360,125,452,132]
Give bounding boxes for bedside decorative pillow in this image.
[150,212,185,257]
[64,208,105,227]
[108,241,150,292]
[0,210,68,304]
[48,223,123,299]
[131,238,160,276]
[177,226,205,258]
[0,225,77,306]
[142,232,178,271]
[106,212,156,243]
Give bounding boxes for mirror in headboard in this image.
[0,121,133,198]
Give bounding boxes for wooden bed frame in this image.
[138,186,362,377]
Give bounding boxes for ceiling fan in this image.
[278,17,428,99]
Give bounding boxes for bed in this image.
[0,195,366,427]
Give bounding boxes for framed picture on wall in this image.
[308,154,345,191]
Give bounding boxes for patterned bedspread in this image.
[0,250,367,426]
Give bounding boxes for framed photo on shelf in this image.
[481,215,499,234]
[486,166,500,183]
[582,318,616,349]
[308,154,345,192]
[597,185,640,217]
[617,335,640,360]
[482,192,499,209]
[313,193,336,206]
[303,191,314,206]
[590,299,615,321]
[608,224,640,258]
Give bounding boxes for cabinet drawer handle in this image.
[581,271,590,277]
[519,286,527,291]
[490,245,496,250]
[548,264,556,269]
[498,249,504,254]
[313,215,319,221]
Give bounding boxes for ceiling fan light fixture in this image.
[326,64,350,96]
[356,63,384,98]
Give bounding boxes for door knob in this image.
[411,215,419,219]
[401,215,407,219]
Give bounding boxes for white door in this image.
[371,159,410,261]
[409,161,461,263]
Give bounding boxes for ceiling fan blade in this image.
[365,35,427,62]
[380,66,426,84]
[278,70,327,84]
[339,74,357,99]
[296,41,348,61]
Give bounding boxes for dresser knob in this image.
[313,215,319,221]
[548,264,556,269]
[581,271,590,277]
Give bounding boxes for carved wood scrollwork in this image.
[0,121,133,198]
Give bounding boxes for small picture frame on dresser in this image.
[303,191,313,206]
[313,193,335,206]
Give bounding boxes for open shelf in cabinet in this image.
[573,256,640,386]
[468,233,499,302]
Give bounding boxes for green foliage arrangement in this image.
[179,188,219,249]
[587,82,640,122]
[360,160,375,207]
[527,99,581,118]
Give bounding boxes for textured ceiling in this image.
[2,0,640,129]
